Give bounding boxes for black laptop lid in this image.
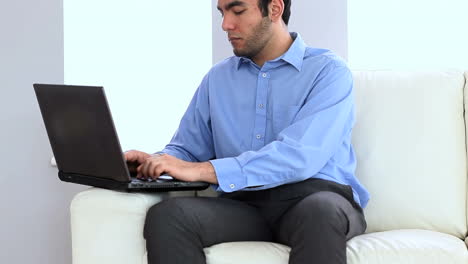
[34,84,130,182]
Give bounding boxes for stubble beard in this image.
[233,17,273,59]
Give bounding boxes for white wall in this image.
[64,0,212,153]
[212,0,348,63]
[348,0,468,70]
[0,0,85,263]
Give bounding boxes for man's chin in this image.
[233,48,250,58]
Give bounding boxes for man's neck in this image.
[252,29,293,67]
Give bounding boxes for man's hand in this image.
[136,153,218,184]
[125,150,151,163]
[124,150,151,173]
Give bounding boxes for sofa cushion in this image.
[201,230,467,264]
[352,71,467,238]
[346,229,468,264]
[71,188,166,264]
[204,242,290,264]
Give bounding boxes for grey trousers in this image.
[144,178,367,264]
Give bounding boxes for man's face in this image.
[217,0,273,59]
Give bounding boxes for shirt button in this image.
[229,184,235,189]
[259,103,264,109]
[262,73,267,78]
[256,134,262,139]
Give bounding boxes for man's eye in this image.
[234,10,246,15]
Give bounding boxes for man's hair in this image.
[258,0,291,25]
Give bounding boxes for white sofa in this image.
[70,70,468,264]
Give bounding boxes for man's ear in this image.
[269,0,284,23]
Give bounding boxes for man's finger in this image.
[124,151,139,162]
[124,152,132,161]
[136,165,142,179]
[141,159,155,177]
[124,150,151,163]
[136,152,151,163]
[153,167,166,180]
[139,162,148,177]
[146,160,158,179]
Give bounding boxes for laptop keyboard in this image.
[129,175,189,188]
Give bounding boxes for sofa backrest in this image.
[352,70,467,239]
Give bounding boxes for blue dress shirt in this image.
[161,33,370,208]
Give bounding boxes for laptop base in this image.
[59,171,210,192]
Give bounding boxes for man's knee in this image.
[290,191,349,229]
[144,197,196,239]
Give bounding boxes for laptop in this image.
[33,83,210,192]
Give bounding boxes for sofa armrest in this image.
[70,188,168,264]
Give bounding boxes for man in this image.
[125,0,370,263]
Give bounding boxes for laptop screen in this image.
[34,84,130,182]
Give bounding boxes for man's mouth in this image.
[228,36,242,42]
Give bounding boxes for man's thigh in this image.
[272,191,366,264]
[274,191,366,244]
[144,196,273,248]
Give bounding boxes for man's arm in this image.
[134,62,354,188]
[158,73,215,163]
[125,72,217,182]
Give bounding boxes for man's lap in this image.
[145,196,273,247]
[144,178,366,248]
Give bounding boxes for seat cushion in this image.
[201,230,467,264]
[71,188,166,264]
[352,71,467,238]
[346,229,468,263]
[204,242,290,264]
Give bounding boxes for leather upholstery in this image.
[351,71,467,238]
[70,71,468,264]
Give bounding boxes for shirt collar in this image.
[236,32,306,71]
[280,32,306,71]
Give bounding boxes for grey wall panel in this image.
[0,0,85,263]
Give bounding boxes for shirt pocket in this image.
[272,105,301,134]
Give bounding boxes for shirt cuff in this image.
[209,157,247,192]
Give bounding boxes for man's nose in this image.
[222,16,235,31]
